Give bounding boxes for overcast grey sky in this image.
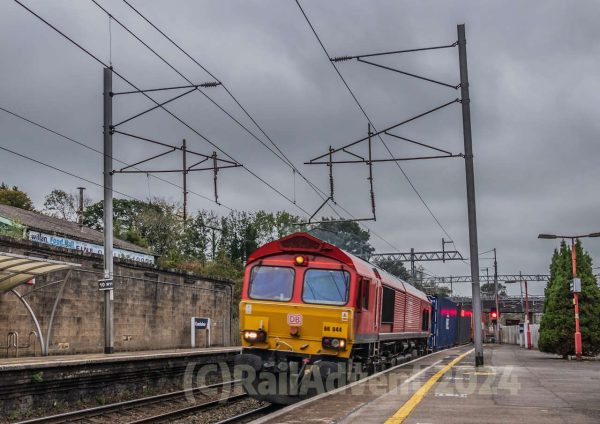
[1,1,599,295]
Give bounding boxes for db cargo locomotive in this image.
[237,233,431,403]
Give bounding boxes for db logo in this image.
[287,313,303,326]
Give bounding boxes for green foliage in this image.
[539,240,600,356]
[83,198,180,256]
[43,189,77,221]
[0,183,34,211]
[372,257,411,281]
[42,188,92,222]
[31,371,44,383]
[0,216,25,239]
[308,219,374,258]
[418,282,452,297]
[480,281,507,297]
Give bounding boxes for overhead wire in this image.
[11,0,445,261]
[115,0,405,252]
[0,145,141,201]
[90,0,292,168]
[0,105,233,211]
[12,0,311,217]
[114,0,349,220]
[294,0,467,262]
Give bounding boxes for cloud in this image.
[1,0,599,296]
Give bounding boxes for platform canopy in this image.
[0,252,80,294]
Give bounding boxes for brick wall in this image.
[0,236,235,357]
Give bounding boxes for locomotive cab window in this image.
[302,269,350,305]
[381,286,395,324]
[249,266,294,301]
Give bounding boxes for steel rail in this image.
[16,380,242,424]
[128,393,249,424]
[212,404,281,424]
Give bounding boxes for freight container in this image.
[429,296,459,350]
[456,306,472,344]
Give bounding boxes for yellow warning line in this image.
[385,349,474,424]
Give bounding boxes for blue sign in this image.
[194,317,210,330]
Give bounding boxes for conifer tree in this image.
[539,240,600,356]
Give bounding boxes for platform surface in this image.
[254,344,600,424]
[0,346,241,371]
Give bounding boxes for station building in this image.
[0,204,234,357]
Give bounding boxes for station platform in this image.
[254,344,600,424]
[1,346,241,417]
[0,346,240,371]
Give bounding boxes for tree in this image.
[42,189,91,222]
[308,218,375,258]
[421,283,452,297]
[179,210,218,262]
[254,210,299,244]
[0,183,34,211]
[480,281,507,298]
[372,257,411,281]
[83,198,177,254]
[538,240,600,357]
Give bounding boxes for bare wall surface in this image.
[0,236,234,357]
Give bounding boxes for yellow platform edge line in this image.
[385,348,474,424]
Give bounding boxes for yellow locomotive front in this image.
[236,234,359,403]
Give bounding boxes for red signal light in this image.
[490,311,497,319]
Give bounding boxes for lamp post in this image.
[538,232,600,360]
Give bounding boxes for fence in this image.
[500,324,539,349]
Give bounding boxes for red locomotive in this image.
[237,232,431,403]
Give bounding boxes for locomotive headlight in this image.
[294,255,308,266]
[322,337,346,350]
[243,330,258,341]
[244,330,267,343]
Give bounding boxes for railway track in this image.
[212,404,281,424]
[16,380,258,424]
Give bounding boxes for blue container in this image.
[429,296,459,350]
[456,305,472,345]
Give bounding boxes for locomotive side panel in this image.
[404,293,422,332]
[393,289,407,332]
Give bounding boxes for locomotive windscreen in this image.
[302,269,350,305]
[249,266,294,301]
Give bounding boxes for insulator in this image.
[370,190,376,213]
[330,56,353,62]
[329,172,334,200]
[200,81,221,88]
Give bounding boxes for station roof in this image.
[0,252,80,294]
[0,204,149,254]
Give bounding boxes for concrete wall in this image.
[0,236,234,357]
[500,324,540,349]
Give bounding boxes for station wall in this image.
[0,236,235,357]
